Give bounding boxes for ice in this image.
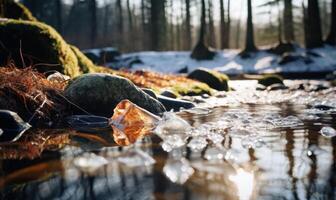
[241,134,265,149]
[163,157,194,184]
[204,146,225,161]
[117,148,156,167]
[319,127,336,138]
[154,112,191,137]
[207,132,225,144]
[268,115,303,128]
[73,153,108,174]
[187,137,208,152]
[161,134,187,152]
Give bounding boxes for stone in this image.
[65,73,166,117]
[142,88,157,99]
[258,74,284,87]
[267,83,289,91]
[160,90,178,99]
[0,110,31,142]
[157,95,195,111]
[187,68,229,91]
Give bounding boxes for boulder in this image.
[160,90,178,99]
[0,19,80,77]
[65,73,166,117]
[187,68,229,91]
[142,88,157,99]
[0,110,31,142]
[258,74,284,87]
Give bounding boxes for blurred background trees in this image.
[18,0,336,52]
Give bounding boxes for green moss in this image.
[0,19,80,77]
[171,82,213,96]
[1,0,36,21]
[187,68,230,91]
[258,74,284,87]
[70,45,97,73]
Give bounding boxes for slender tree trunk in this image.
[219,0,227,49]
[127,0,134,50]
[244,0,257,52]
[207,0,216,47]
[103,1,109,41]
[277,1,283,43]
[88,0,97,48]
[185,0,192,49]
[303,3,309,47]
[225,0,231,48]
[55,0,63,34]
[141,0,148,50]
[326,0,336,45]
[191,0,215,60]
[150,0,166,50]
[116,0,124,49]
[283,0,295,43]
[306,0,323,48]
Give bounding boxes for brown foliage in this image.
[0,66,69,125]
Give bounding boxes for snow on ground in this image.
[122,45,336,75]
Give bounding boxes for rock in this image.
[142,88,157,99]
[307,84,329,92]
[326,71,336,81]
[1,0,36,21]
[83,52,100,64]
[312,104,334,111]
[160,90,178,99]
[47,72,70,82]
[65,73,166,117]
[177,66,188,74]
[267,83,289,91]
[256,84,267,91]
[187,68,229,91]
[258,74,284,87]
[0,19,81,77]
[0,110,31,142]
[99,47,121,63]
[278,52,313,65]
[267,42,295,55]
[157,95,195,111]
[171,82,213,96]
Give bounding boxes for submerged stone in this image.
[157,95,195,111]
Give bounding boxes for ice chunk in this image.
[110,100,161,146]
[204,146,225,161]
[163,157,194,184]
[187,137,208,152]
[117,148,156,167]
[241,134,264,149]
[319,127,336,138]
[161,134,187,152]
[73,153,108,174]
[154,112,191,137]
[207,132,224,144]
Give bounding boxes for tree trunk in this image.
[225,0,231,48]
[88,0,97,48]
[207,0,216,47]
[55,0,62,34]
[306,0,323,48]
[326,0,336,45]
[127,0,134,50]
[185,0,192,49]
[116,0,123,38]
[283,0,295,43]
[191,0,215,60]
[103,0,109,40]
[219,0,227,49]
[243,0,257,52]
[150,0,166,50]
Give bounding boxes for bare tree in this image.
[191,0,215,60]
[207,0,216,47]
[88,0,97,48]
[150,0,166,50]
[185,0,192,49]
[55,0,63,34]
[306,0,323,48]
[326,0,336,45]
[243,0,257,53]
[283,0,295,43]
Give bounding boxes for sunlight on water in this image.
[229,169,254,200]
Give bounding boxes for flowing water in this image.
[0,80,336,200]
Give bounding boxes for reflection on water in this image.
[229,169,254,200]
[1,98,336,199]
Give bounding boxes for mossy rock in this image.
[331,80,336,87]
[187,68,229,91]
[65,73,166,117]
[258,74,284,87]
[70,45,97,73]
[0,19,80,77]
[0,0,36,21]
[171,82,213,96]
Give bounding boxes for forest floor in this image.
[115,45,336,75]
